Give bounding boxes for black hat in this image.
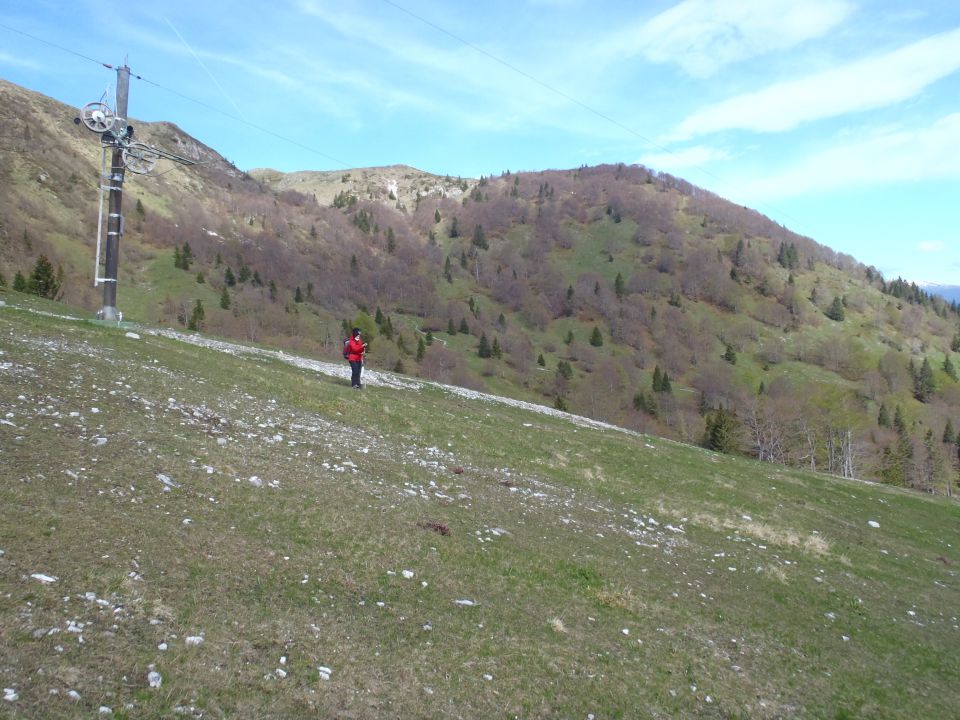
[352,327,361,335]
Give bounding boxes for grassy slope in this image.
[1,295,958,719]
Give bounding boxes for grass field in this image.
[1,295,958,719]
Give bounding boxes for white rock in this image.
[868,520,880,528]
[401,570,414,579]
[185,635,204,646]
[3,688,17,702]
[67,690,81,700]
[454,599,476,607]
[31,573,58,584]
[147,671,162,688]
[158,643,168,651]
[124,332,141,340]
[99,706,112,714]
[318,666,332,681]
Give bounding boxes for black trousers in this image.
[350,360,363,387]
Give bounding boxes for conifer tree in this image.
[416,337,426,362]
[914,357,935,402]
[652,365,663,392]
[877,403,890,428]
[448,318,457,335]
[224,267,236,287]
[589,326,603,347]
[472,224,488,250]
[196,272,205,284]
[614,272,625,299]
[825,296,845,321]
[449,216,460,238]
[220,287,230,310]
[434,208,441,223]
[26,255,61,299]
[294,286,304,303]
[537,353,546,367]
[188,299,204,331]
[705,408,740,454]
[477,333,491,358]
[944,354,957,381]
[943,418,956,445]
[13,271,27,292]
[173,245,182,269]
[723,344,737,364]
[459,318,470,334]
[425,331,434,346]
[491,336,502,359]
[565,330,574,345]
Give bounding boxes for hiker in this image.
[345,327,368,389]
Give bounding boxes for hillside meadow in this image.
[1,296,958,719]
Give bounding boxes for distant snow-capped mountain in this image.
[918,282,960,303]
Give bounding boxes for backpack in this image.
[342,338,350,359]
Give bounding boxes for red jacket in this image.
[346,336,367,362]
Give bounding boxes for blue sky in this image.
[2,0,958,285]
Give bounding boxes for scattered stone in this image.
[868,520,880,528]
[318,666,332,681]
[31,573,58,584]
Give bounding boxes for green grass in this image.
[1,297,958,718]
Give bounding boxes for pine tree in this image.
[13,271,27,292]
[659,372,672,394]
[537,353,546,367]
[238,265,251,283]
[294,286,304,303]
[943,418,956,445]
[0,271,6,289]
[893,405,907,435]
[220,287,231,310]
[472,224,488,250]
[705,408,740,454]
[652,365,663,392]
[564,330,574,345]
[952,333,960,352]
[416,337,426,362]
[914,357,935,402]
[434,208,441,223]
[224,267,236,287]
[723,344,737,364]
[350,255,359,276]
[196,272,205,284]
[614,272,625,299]
[173,245,183,269]
[375,307,385,326]
[557,360,573,380]
[448,319,457,335]
[589,326,603,347]
[491,336,502,359]
[944,354,957,381]
[425,331,434,346]
[180,243,193,271]
[386,227,396,253]
[268,280,277,302]
[459,318,470,334]
[877,403,890,428]
[825,296,845,321]
[187,299,204,331]
[477,333,492,358]
[26,255,61,299]
[449,216,460,238]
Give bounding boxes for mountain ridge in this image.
[1,77,958,492]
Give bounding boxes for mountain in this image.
[1,77,959,492]
[919,282,960,304]
[1,300,958,718]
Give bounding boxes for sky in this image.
[1,0,959,286]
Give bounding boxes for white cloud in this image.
[0,51,41,70]
[917,241,946,253]
[638,145,729,171]
[734,113,960,202]
[628,0,853,78]
[672,26,960,138]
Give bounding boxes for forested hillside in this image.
[2,77,959,491]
